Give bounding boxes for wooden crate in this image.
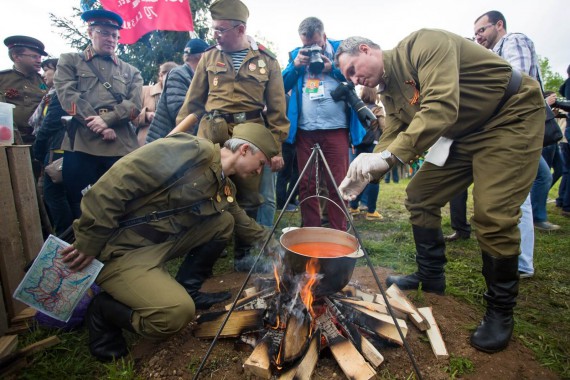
[0,146,43,322]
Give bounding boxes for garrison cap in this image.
[81,9,123,30]
[4,36,47,56]
[232,123,279,160]
[209,0,249,23]
[184,39,209,54]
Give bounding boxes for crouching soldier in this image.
[61,123,278,361]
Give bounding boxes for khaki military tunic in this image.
[0,67,47,143]
[54,45,142,157]
[376,29,545,257]
[176,41,289,146]
[72,133,267,339]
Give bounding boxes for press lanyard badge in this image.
[306,78,324,100]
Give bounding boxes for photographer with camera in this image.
[282,16,366,232]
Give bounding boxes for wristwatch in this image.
[380,150,397,168]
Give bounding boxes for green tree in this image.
[50,0,213,83]
[539,56,564,94]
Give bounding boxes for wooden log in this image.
[278,331,320,380]
[335,297,406,320]
[342,285,375,303]
[316,312,376,380]
[11,307,37,324]
[385,284,429,331]
[0,335,18,359]
[281,311,311,363]
[340,303,408,346]
[225,288,274,310]
[353,325,384,369]
[418,307,449,359]
[0,148,28,319]
[6,146,43,263]
[243,286,258,298]
[193,310,264,339]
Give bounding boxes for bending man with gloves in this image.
[61,123,278,362]
[335,30,544,354]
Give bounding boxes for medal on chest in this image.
[224,184,234,203]
[213,76,219,86]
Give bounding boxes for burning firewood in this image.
[243,329,284,379]
[418,307,449,359]
[281,311,311,363]
[225,287,275,311]
[193,310,264,339]
[316,311,376,380]
[278,331,320,380]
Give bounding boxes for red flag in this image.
[99,0,194,45]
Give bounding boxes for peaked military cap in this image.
[232,123,279,160]
[184,39,209,55]
[210,0,249,23]
[81,9,123,30]
[4,35,47,56]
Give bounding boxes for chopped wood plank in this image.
[0,336,61,369]
[6,146,43,263]
[278,332,320,380]
[0,148,28,319]
[225,288,274,310]
[346,304,408,346]
[385,284,429,331]
[243,338,272,379]
[11,307,37,324]
[336,297,406,319]
[351,323,384,369]
[342,286,376,303]
[193,310,264,339]
[282,311,310,363]
[418,307,449,359]
[0,336,18,359]
[317,313,376,380]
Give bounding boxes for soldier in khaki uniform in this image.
[0,36,48,145]
[176,0,289,270]
[54,9,142,218]
[61,123,279,362]
[335,30,544,354]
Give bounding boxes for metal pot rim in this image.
[280,227,363,259]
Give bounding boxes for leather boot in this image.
[386,225,447,294]
[470,252,519,353]
[176,239,231,310]
[87,292,135,362]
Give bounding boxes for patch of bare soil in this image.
[131,267,560,380]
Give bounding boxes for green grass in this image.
[14,178,570,379]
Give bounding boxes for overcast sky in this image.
[1,0,568,81]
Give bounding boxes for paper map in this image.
[13,235,103,322]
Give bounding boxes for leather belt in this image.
[210,110,263,124]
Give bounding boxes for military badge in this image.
[404,79,420,105]
[249,63,257,71]
[260,68,266,74]
[213,76,219,86]
[258,60,266,68]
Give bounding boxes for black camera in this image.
[301,44,324,74]
[330,82,377,127]
[554,99,570,113]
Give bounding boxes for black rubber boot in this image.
[470,252,519,353]
[386,225,447,294]
[175,239,231,310]
[86,292,135,362]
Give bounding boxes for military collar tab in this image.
[83,45,119,65]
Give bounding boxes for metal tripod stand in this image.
[192,144,423,380]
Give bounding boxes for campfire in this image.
[193,228,449,380]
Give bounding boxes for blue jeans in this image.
[518,194,534,274]
[530,155,552,223]
[558,142,570,211]
[542,144,563,188]
[384,165,399,183]
[348,144,379,213]
[256,164,276,227]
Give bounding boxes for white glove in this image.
[339,176,368,201]
[346,153,390,183]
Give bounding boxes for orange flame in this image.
[300,258,320,317]
[273,263,281,293]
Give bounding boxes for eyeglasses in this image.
[18,53,42,60]
[212,23,241,37]
[94,29,120,40]
[474,23,496,37]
